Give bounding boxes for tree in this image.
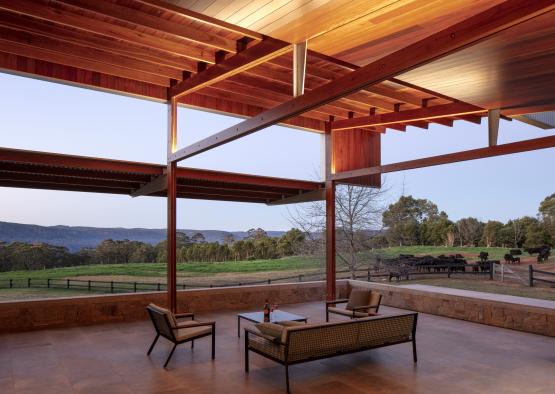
[455,217,484,246]
[223,233,235,246]
[191,232,206,244]
[382,195,439,246]
[290,183,388,278]
[481,220,504,247]
[277,228,305,256]
[421,211,453,246]
[247,228,268,240]
[539,193,555,244]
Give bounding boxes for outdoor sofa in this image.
[326,287,382,321]
[245,312,418,393]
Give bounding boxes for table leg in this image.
[238,316,241,338]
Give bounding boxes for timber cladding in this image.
[348,280,555,337]
[0,281,349,333]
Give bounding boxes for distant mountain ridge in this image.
[0,221,286,252]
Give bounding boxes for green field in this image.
[0,255,325,280]
[0,246,529,281]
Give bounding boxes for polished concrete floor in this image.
[0,302,553,394]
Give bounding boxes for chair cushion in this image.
[174,321,212,341]
[327,306,370,318]
[255,322,284,342]
[346,289,371,310]
[278,320,305,327]
[148,303,177,328]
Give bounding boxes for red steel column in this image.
[167,97,177,312]
[324,118,336,301]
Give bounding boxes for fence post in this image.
[157,283,161,291]
[267,279,271,284]
[28,278,31,288]
[134,282,137,292]
[88,280,91,291]
[447,265,451,279]
[47,278,50,288]
[529,265,534,287]
[110,281,114,293]
[182,283,185,290]
[298,274,303,282]
[489,261,494,280]
[9,279,12,288]
[67,279,70,289]
[367,269,371,282]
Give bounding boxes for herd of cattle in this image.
[380,246,551,281]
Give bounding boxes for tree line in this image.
[0,228,305,272]
[380,193,555,248]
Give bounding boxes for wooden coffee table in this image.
[237,310,308,337]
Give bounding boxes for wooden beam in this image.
[0,12,196,72]
[131,174,167,197]
[169,38,290,99]
[488,108,501,147]
[266,189,325,206]
[0,0,214,63]
[332,102,485,130]
[331,135,555,181]
[56,0,238,53]
[293,41,307,97]
[170,0,555,162]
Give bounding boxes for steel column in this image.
[324,119,336,301]
[167,97,177,312]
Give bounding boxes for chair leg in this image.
[325,308,329,322]
[244,338,249,372]
[412,339,417,363]
[147,333,159,355]
[191,340,194,349]
[285,364,290,394]
[164,343,177,368]
[211,330,216,360]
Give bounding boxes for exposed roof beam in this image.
[488,109,501,147]
[55,0,238,53]
[0,0,214,63]
[266,189,325,206]
[332,102,485,130]
[131,174,167,197]
[293,41,307,97]
[330,135,555,182]
[169,0,555,162]
[170,38,291,99]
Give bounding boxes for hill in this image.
[0,221,285,251]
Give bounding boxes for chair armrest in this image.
[175,321,215,329]
[244,327,284,346]
[175,312,194,319]
[326,298,349,306]
[351,304,380,312]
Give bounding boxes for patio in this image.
[1,302,553,394]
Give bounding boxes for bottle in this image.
[263,299,271,322]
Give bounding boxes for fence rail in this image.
[529,265,555,287]
[0,264,494,294]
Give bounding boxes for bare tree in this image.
[289,182,388,278]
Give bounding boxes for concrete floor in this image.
[0,302,553,393]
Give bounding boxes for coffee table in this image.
[237,310,308,337]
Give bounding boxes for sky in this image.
[0,72,554,231]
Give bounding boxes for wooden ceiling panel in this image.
[398,9,555,114]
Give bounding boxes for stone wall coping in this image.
[348,280,555,315]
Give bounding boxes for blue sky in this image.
[1,72,554,230]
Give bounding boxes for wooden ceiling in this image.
[0,0,489,134]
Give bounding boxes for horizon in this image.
[1,72,554,230]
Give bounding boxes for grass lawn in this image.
[0,255,325,281]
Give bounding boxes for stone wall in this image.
[348,280,555,337]
[0,281,348,333]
